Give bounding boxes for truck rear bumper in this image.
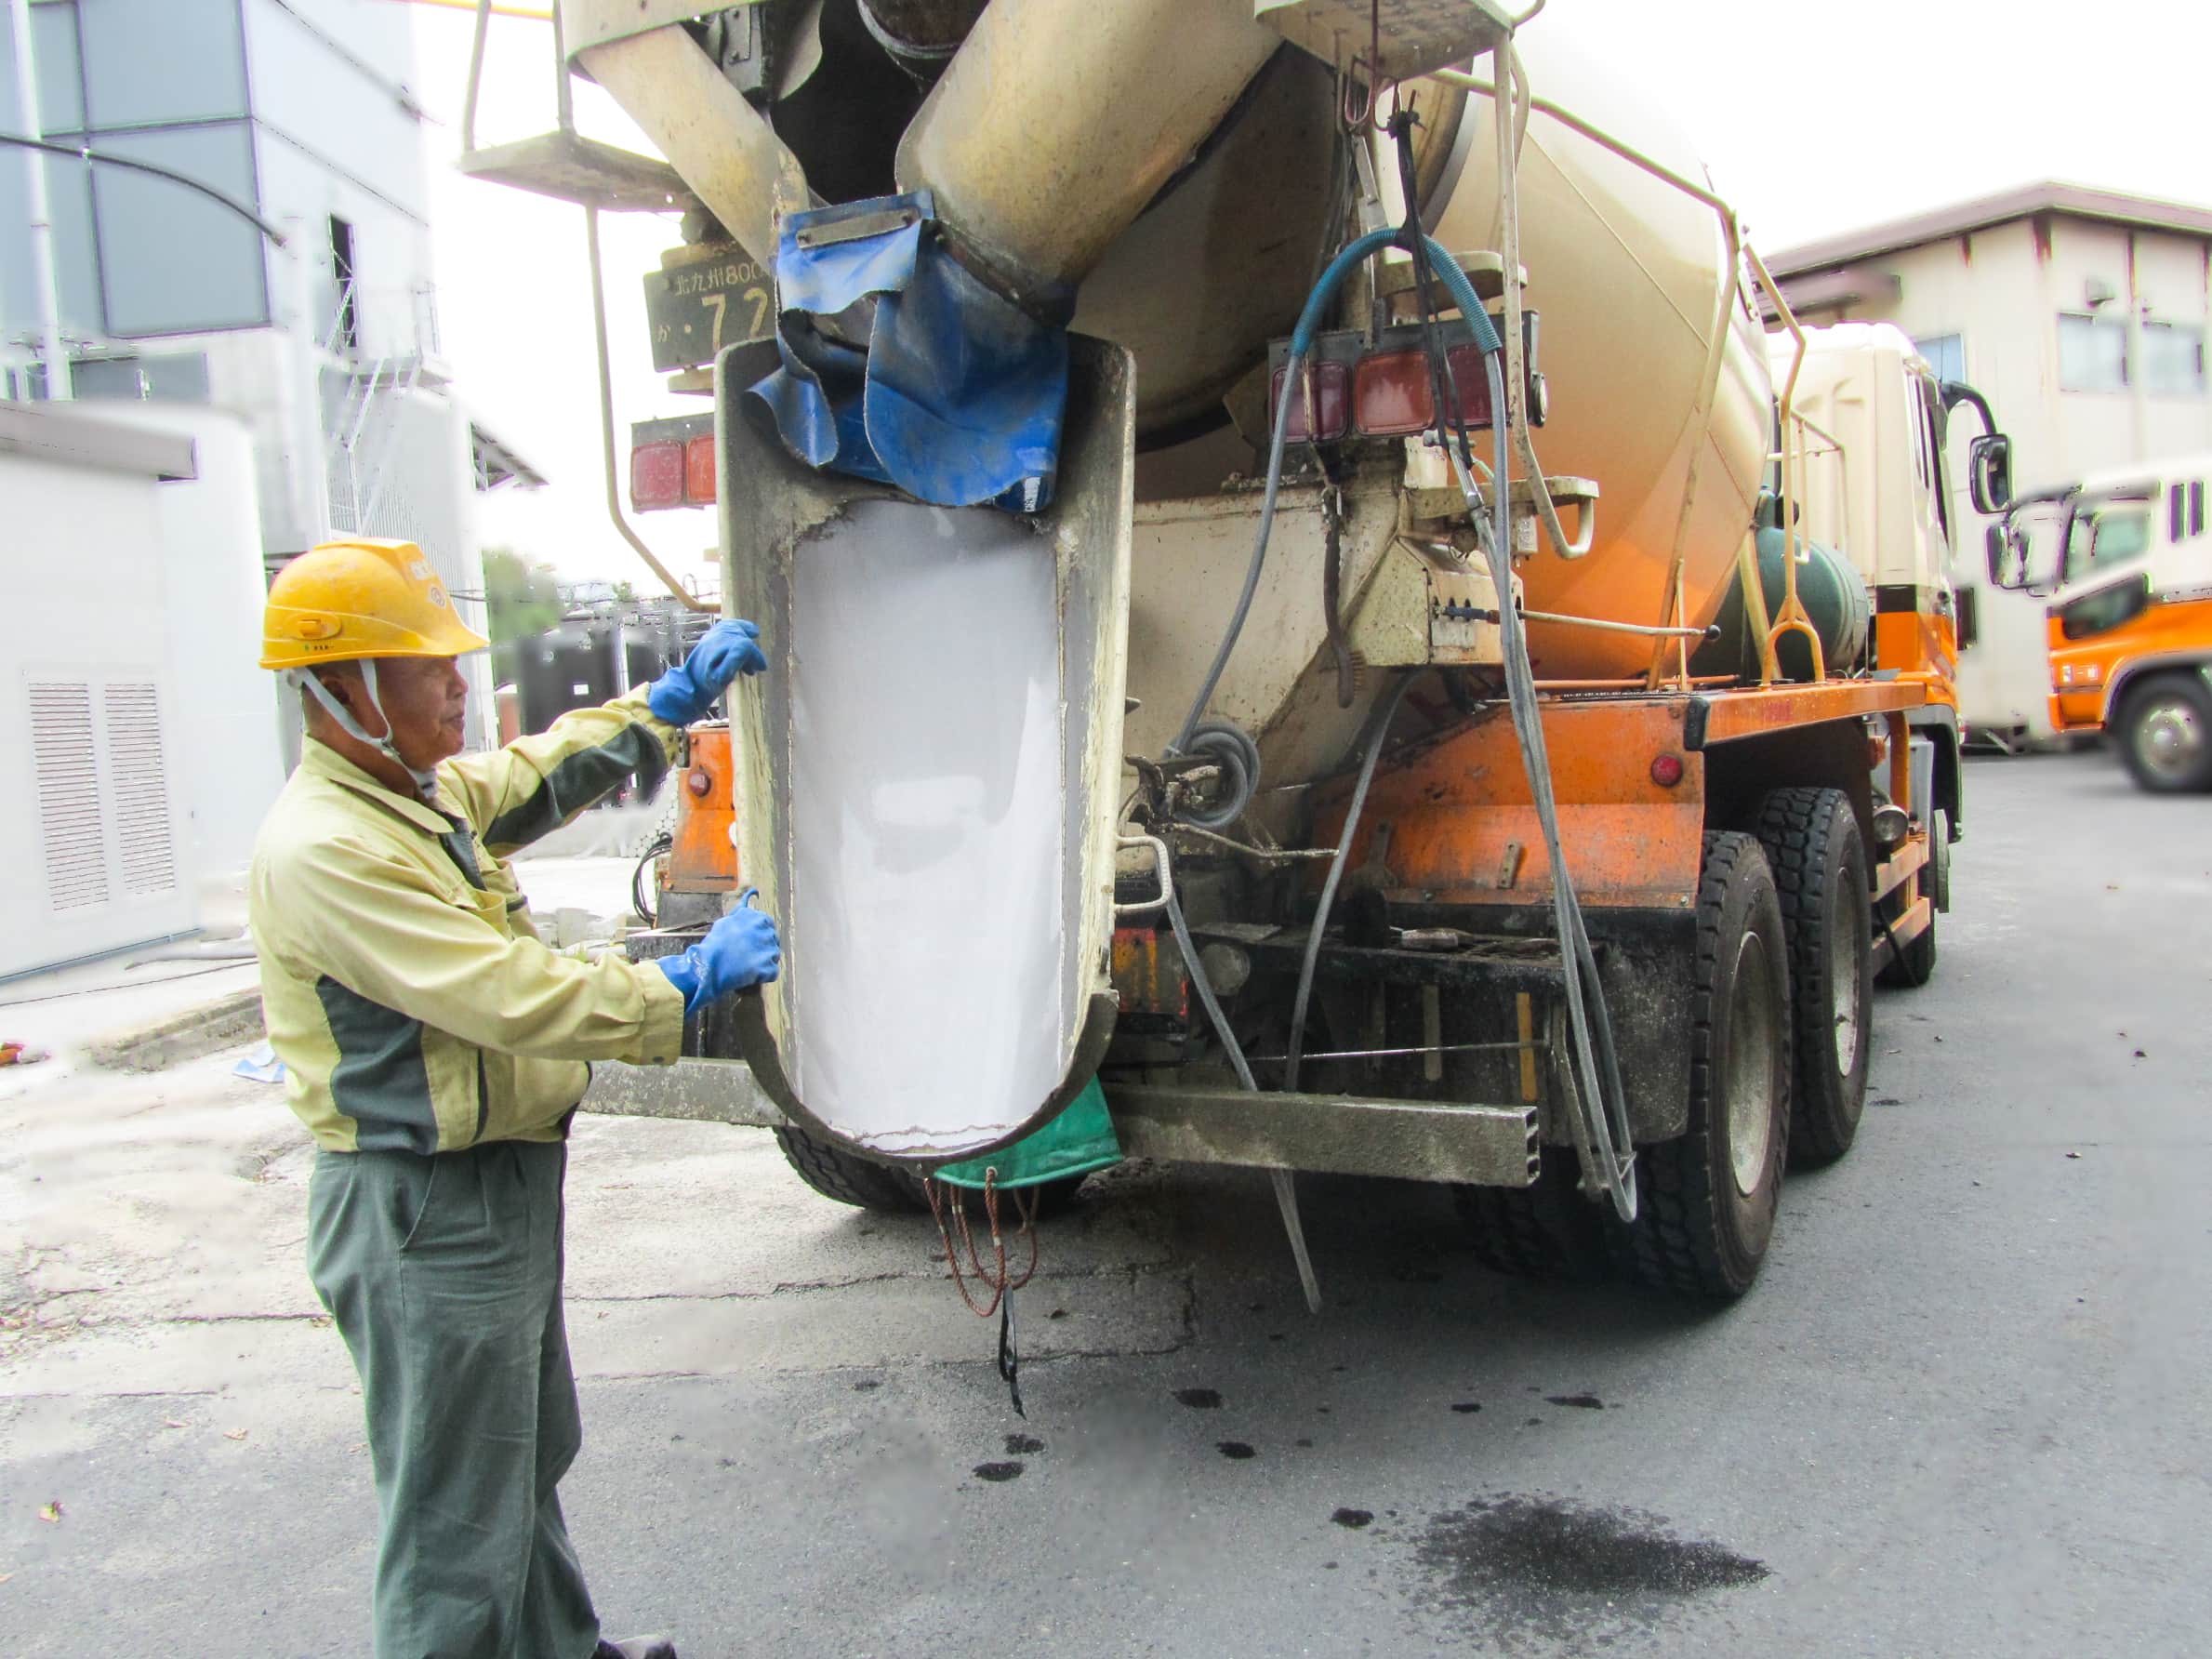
[1106,1082,1540,1188]
[582,1057,1542,1189]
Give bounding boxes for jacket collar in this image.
[300,737,457,838]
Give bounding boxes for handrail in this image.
[1741,242,1821,680]
[460,0,494,154]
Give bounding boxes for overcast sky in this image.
[407,1,2212,582]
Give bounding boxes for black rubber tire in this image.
[1876,806,1945,989]
[772,1124,1090,1217]
[1756,788,1873,1167]
[2118,673,2212,793]
[1615,831,1793,1300]
[773,1124,932,1212]
[1454,1148,1611,1279]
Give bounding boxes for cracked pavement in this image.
[6,750,2212,1656]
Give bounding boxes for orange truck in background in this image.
[1990,454,2212,791]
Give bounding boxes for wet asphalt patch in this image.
[1411,1493,1767,1643]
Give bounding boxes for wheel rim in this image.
[1726,932,1780,1196]
[1826,869,1864,1078]
[2136,697,2205,781]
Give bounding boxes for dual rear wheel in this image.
[1466,789,1877,1300]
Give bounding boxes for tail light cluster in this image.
[629,413,715,511]
[1266,314,1543,446]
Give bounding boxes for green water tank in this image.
[1693,526,1873,684]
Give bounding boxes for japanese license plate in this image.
[643,244,774,374]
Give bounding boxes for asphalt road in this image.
[5,748,2209,1657]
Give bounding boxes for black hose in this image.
[631,833,671,926]
[0,133,289,246]
[1282,673,1415,1091]
[1395,125,1637,1220]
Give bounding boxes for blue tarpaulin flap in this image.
[748,191,1066,512]
[748,323,871,475]
[868,246,1066,511]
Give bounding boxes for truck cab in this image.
[1773,324,2010,839]
[1991,455,2212,790]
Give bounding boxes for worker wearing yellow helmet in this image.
[251,538,775,1659]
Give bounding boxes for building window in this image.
[1914,334,1966,383]
[330,216,359,354]
[2058,312,2129,392]
[90,121,268,336]
[2142,321,2205,397]
[69,351,210,403]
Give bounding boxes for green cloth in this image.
[934,1077,1122,1189]
[308,1139,603,1659]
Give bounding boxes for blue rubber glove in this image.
[656,892,782,1013]
[647,617,767,726]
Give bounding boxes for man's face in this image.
[323,656,469,769]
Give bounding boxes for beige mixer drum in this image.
[1422,27,1774,683]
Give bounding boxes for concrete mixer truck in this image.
[459,0,2013,1300]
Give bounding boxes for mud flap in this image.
[718,335,1133,1161]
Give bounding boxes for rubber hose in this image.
[1282,672,1415,1092]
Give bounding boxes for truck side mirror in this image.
[1968,433,2013,514]
[1985,521,2031,591]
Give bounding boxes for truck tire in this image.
[1615,831,1792,1300]
[772,1124,1090,1217]
[1454,1148,1609,1279]
[2118,673,2212,792]
[1876,806,1945,989]
[1755,788,1872,1166]
[774,1124,932,1212]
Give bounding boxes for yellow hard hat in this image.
[261,538,490,670]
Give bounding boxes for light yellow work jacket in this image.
[250,688,689,1154]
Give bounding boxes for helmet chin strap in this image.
[291,662,442,803]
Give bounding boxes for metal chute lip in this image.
[734,990,1121,1166]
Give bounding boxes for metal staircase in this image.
[322,277,445,544]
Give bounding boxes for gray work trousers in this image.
[308,1138,601,1659]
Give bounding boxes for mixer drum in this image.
[1415,32,1773,682]
[1067,22,1773,683]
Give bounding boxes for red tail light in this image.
[1351,352,1434,435]
[684,432,716,503]
[1267,322,1508,448]
[629,414,715,511]
[629,440,685,511]
[1268,361,1350,443]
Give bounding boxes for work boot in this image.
[593,1640,677,1659]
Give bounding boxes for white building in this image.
[1768,183,2212,741]
[0,0,503,756]
[0,403,202,977]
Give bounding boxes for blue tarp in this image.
[747,192,1068,513]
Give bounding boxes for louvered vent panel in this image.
[29,682,109,911]
[103,683,179,898]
